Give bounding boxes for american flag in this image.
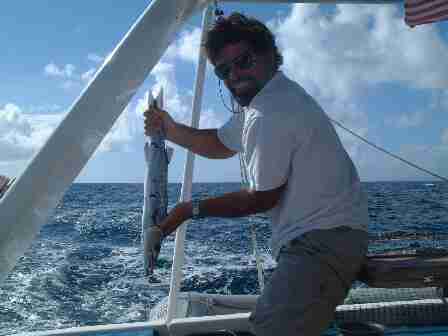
[405,0,448,27]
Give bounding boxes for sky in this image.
[1,1,448,183]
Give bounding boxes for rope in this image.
[221,90,265,293]
[238,113,265,293]
[213,1,447,291]
[212,0,446,183]
[329,117,448,183]
[251,224,265,293]
[218,80,237,114]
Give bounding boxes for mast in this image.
[166,4,214,323]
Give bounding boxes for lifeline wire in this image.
[213,1,266,292]
[216,64,266,293]
[212,0,445,182]
[219,81,448,183]
[329,117,448,183]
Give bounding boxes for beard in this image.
[231,88,258,107]
[228,78,262,107]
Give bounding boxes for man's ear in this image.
[267,50,277,74]
[258,50,276,75]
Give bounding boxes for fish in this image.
[142,88,173,276]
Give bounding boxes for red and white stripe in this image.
[405,0,448,27]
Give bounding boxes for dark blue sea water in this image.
[1,181,448,335]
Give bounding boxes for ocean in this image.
[1,181,448,335]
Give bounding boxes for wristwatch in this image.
[191,199,203,220]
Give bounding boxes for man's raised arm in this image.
[144,106,236,159]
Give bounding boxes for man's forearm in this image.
[169,123,234,159]
[196,189,271,218]
[160,189,271,237]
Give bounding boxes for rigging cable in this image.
[212,1,447,183]
[329,117,448,183]
[213,0,266,293]
[218,80,448,183]
[211,0,448,297]
[213,0,447,182]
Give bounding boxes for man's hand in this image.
[144,105,176,139]
[144,226,163,275]
[143,202,191,275]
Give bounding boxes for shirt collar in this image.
[248,71,287,110]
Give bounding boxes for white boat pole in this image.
[166,4,213,323]
[0,0,208,283]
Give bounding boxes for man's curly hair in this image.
[204,12,283,70]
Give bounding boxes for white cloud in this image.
[0,101,136,162]
[270,4,448,178]
[199,108,225,129]
[149,60,223,128]
[324,100,369,162]
[177,28,202,63]
[134,61,192,129]
[44,63,60,76]
[165,28,202,63]
[61,80,78,90]
[98,107,133,152]
[273,4,448,102]
[87,53,104,64]
[0,104,32,136]
[37,45,223,157]
[44,63,76,78]
[44,59,99,89]
[29,104,62,114]
[0,103,63,162]
[149,61,191,122]
[39,26,216,155]
[81,68,97,82]
[44,62,80,90]
[94,57,209,154]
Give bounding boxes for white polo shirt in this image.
[218,71,369,259]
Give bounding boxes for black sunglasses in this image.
[214,51,256,80]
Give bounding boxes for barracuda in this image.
[142,88,174,276]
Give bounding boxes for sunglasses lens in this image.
[215,52,255,80]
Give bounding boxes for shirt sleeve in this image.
[245,115,297,191]
[217,113,243,153]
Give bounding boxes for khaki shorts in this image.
[249,226,368,336]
